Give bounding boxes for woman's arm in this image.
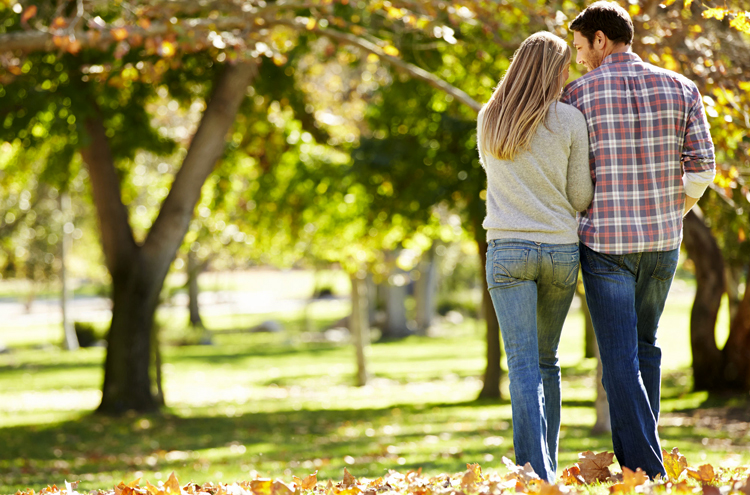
[566,110,594,212]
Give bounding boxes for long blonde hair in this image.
[480,32,571,160]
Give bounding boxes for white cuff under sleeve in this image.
[683,169,716,198]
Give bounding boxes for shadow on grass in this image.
[0,400,516,492]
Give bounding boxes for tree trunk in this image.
[350,272,370,386]
[187,251,204,329]
[721,274,750,390]
[414,244,438,336]
[99,260,164,413]
[476,225,503,399]
[381,250,410,339]
[60,192,79,351]
[682,210,725,390]
[725,266,743,323]
[81,62,257,414]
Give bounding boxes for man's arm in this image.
[684,195,700,216]
[681,85,716,216]
[682,169,715,216]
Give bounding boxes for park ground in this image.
[0,268,749,494]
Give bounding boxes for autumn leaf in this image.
[21,5,37,23]
[343,468,357,488]
[663,448,688,481]
[729,13,750,35]
[702,485,721,495]
[467,463,482,480]
[702,7,727,20]
[272,480,294,495]
[560,465,585,485]
[577,451,615,483]
[539,484,570,495]
[251,479,273,495]
[609,467,649,493]
[460,469,477,489]
[687,464,716,483]
[164,472,181,494]
[293,472,318,490]
[502,457,540,483]
[366,477,383,489]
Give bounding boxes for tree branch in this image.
[80,110,138,276]
[283,21,481,113]
[143,60,257,269]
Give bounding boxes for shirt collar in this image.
[601,51,641,66]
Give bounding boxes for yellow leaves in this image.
[306,18,317,30]
[576,451,616,483]
[663,448,688,481]
[385,6,404,20]
[293,472,318,490]
[164,473,181,494]
[729,13,750,34]
[609,467,649,493]
[687,464,716,483]
[684,0,693,9]
[703,7,727,20]
[560,465,585,485]
[16,454,750,495]
[660,0,677,7]
[382,45,399,57]
[250,479,273,495]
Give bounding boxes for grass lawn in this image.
[0,276,748,494]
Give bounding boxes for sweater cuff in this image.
[683,169,716,198]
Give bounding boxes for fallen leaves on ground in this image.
[13,450,750,495]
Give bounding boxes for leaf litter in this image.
[14,449,750,495]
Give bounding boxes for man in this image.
[561,1,715,479]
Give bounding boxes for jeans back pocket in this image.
[550,250,579,288]
[651,249,679,281]
[491,248,530,287]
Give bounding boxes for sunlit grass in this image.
[0,275,748,494]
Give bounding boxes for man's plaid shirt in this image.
[561,52,715,254]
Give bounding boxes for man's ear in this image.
[594,30,606,48]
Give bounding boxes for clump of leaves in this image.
[14,449,750,495]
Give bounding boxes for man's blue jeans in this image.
[579,242,679,479]
[486,239,580,482]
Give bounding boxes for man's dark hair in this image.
[570,1,634,46]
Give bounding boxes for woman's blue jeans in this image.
[579,242,679,479]
[485,239,580,483]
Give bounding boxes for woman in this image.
[477,32,593,482]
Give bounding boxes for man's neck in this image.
[602,43,631,60]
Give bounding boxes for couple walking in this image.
[478,1,715,483]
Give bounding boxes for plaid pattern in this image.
[562,52,715,254]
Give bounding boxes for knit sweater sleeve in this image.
[565,107,594,212]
